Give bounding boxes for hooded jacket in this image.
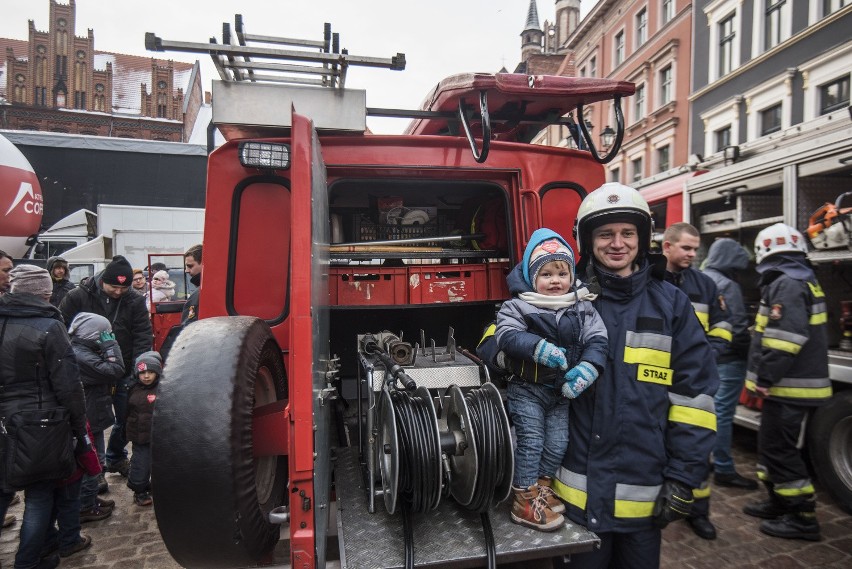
[46,256,76,308]
[495,229,608,384]
[553,258,718,533]
[68,313,126,432]
[59,269,152,372]
[702,238,751,361]
[745,253,831,406]
[0,293,87,453]
[126,373,159,445]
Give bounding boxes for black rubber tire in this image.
[807,390,852,515]
[152,316,288,568]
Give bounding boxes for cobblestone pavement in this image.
[0,427,849,568]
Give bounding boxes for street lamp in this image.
[600,125,616,151]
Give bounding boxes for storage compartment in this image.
[408,264,488,304]
[329,267,407,306]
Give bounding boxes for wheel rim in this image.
[254,365,278,505]
[829,415,852,491]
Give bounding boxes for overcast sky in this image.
[1,0,590,133]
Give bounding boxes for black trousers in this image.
[556,528,662,569]
[758,398,813,508]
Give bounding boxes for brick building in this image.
[0,0,203,142]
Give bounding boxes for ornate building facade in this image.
[0,0,203,142]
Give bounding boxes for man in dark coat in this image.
[47,256,76,307]
[59,255,152,476]
[181,244,202,326]
[0,264,87,569]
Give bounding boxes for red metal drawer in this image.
[487,261,511,300]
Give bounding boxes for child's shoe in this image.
[537,476,566,514]
[510,485,565,531]
[134,491,153,507]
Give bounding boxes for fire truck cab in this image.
[147,16,634,568]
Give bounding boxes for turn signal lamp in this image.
[238,142,290,170]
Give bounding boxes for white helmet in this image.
[573,182,654,257]
[754,222,808,264]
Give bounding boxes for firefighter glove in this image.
[533,340,568,370]
[561,362,598,399]
[652,479,694,528]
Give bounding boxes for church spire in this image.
[524,0,542,32]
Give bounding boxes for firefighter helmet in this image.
[573,182,654,256]
[754,222,808,264]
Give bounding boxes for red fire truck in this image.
[146,16,634,568]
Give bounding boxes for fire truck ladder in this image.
[145,15,406,89]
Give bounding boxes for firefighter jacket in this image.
[664,266,732,358]
[494,261,608,386]
[553,257,718,533]
[0,293,87,440]
[746,254,831,406]
[59,271,152,373]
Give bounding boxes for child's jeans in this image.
[128,442,152,494]
[507,381,569,489]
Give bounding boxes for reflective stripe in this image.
[755,307,769,333]
[775,479,815,497]
[668,393,716,431]
[614,483,660,519]
[762,337,802,354]
[764,328,807,346]
[692,484,711,499]
[810,301,828,325]
[807,282,825,298]
[553,468,588,510]
[708,326,733,342]
[692,304,710,331]
[745,375,832,400]
[624,332,672,368]
[477,323,496,346]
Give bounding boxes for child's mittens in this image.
[533,340,569,370]
[561,362,599,399]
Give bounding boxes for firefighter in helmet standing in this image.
[743,223,831,541]
[552,183,717,567]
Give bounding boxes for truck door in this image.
[288,110,333,568]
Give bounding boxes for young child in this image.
[127,351,162,506]
[68,312,125,520]
[495,228,608,531]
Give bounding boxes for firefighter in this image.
[662,222,731,540]
[552,183,717,567]
[743,223,831,541]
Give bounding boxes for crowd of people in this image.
[0,245,202,569]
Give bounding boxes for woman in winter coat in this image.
[146,270,175,309]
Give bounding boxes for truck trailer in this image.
[145,16,634,569]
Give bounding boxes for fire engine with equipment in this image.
[145,15,634,568]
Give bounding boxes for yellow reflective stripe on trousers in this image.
[692,484,711,499]
[774,479,816,497]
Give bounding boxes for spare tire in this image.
[152,316,288,568]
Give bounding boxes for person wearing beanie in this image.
[0,265,87,569]
[59,255,152,478]
[68,312,126,521]
[47,256,77,307]
[493,228,608,532]
[126,351,162,507]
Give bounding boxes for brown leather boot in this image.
[511,485,565,531]
[537,476,566,514]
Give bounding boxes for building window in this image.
[632,157,644,182]
[590,56,597,77]
[74,92,85,109]
[659,65,672,105]
[615,32,625,66]
[764,0,785,50]
[662,0,674,23]
[715,126,732,152]
[657,146,670,172]
[719,15,735,77]
[636,9,647,47]
[760,104,782,135]
[634,84,646,121]
[55,55,67,78]
[819,76,850,115]
[824,0,850,16]
[34,87,47,106]
[611,167,621,183]
[580,66,586,77]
